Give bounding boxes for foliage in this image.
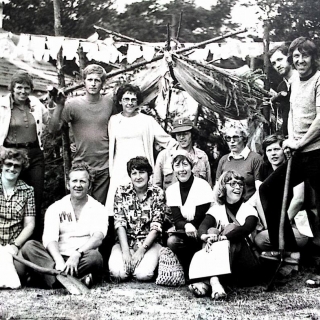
[3,0,117,38]
[3,0,237,42]
[104,0,238,42]
[245,0,320,41]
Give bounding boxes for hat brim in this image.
[170,126,193,134]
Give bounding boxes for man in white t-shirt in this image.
[21,162,108,288]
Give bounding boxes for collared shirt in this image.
[154,146,212,190]
[227,146,251,161]
[0,174,35,246]
[114,182,165,249]
[0,94,50,150]
[42,194,108,256]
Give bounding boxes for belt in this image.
[4,141,39,149]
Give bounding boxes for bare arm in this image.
[48,104,64,133]
[287,182,304,221]
[46,241,66,271]
[14,216,35,248]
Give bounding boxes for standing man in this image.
[154,117,212,190]
[269,44,298,137]
[49,64,116,205]
[21,162,108,288]
[260,37,320,249]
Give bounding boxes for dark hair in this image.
[8,71,34,93]
[173,129,198,142]
[268,44,289,59]
[115,83,143,110]
[68,161,94,184]
[213,170,246,205]
[127,156,153,177]
[82,64,107,82]
[172,154,193,169]
[262,134,285,162]
[288,37,319,68]
[0,148,29,169]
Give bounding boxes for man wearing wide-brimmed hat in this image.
[154,117,212,190]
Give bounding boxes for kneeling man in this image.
[21,162,108,288]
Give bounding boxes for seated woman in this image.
[108,157,165,281]
[190,170,258,300]
[166,150,213,277]
[0,148,35,284]
[254,134,308,263]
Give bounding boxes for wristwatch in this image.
[76,248,84,258]
[142,243,149,251]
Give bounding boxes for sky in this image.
[113,0,263,36]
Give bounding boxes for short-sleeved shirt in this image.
[114,182,165,249]
[216,149,263,201]
[42,195,108,256]
[0,174,35,245]
[62,95,115,170]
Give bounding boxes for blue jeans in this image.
[90,167,110,205]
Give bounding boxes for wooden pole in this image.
[262,21,271,134]
[53,0,70,191]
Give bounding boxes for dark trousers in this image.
[259,149,320,251]
[90,167,110,205]
[167,233,201,277]
[21,240,103,288]
[19,147,45,240]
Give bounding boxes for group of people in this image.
[1,35,320,299]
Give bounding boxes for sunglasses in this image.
[3,161,22,169]
[225,135,242,142]
[226,181,244,188]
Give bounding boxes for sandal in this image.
[284,252,300,265]
[210,277,226,300]
[306,277,320,288]
[260,251,280,261]
[189,282,209,297]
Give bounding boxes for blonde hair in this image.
[213,170,246,205]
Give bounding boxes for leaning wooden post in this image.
[53,0,71,191]
[262,20,271,135]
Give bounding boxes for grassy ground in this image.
[1,266,320,320]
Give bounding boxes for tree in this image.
[101,0,238,43]
[3,0,116,38]
[247,0,320,41]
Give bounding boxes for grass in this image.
[1,266,320,320]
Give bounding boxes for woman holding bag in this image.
[189,170,258,300]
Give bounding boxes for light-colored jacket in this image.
[0,94,49,150]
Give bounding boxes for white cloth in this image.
[42,195,108,256]
[166,177,213,221]
[227,146,251,161]
[206,202,258,228]
[0,246,21,289]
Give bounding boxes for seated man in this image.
[254,134,308,264]
[0,148,35,279]
[108,157,165,281]
[21,162,108,288]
